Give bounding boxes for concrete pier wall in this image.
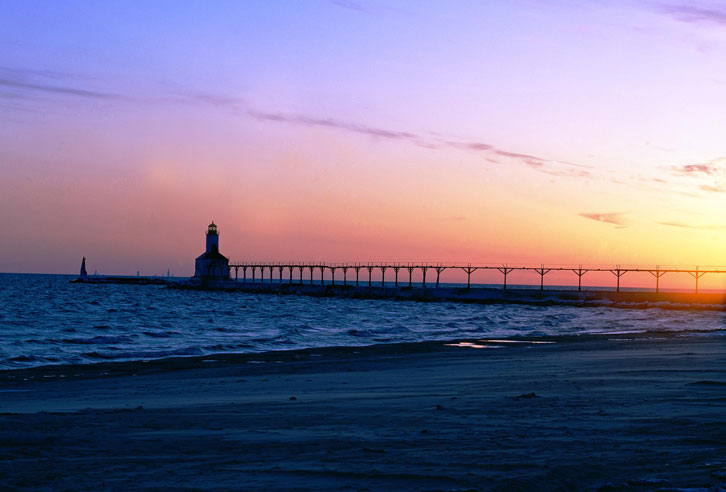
[172,281,726,310]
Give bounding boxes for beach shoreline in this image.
[2,334,725,491]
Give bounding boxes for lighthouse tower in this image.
[193,221,230,281]
[206,221,220,253]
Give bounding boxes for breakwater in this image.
[72,276,171,285]
[173,280,726,310]
[70,273,726,310]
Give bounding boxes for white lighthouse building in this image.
[194,222,230,281]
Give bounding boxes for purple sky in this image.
[1,1,725,278]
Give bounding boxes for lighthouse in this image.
[193,221,230,281]
[206,222,220,252]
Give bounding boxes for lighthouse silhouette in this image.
[193,222,230,281]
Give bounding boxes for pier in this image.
[227,262,726,294]
[76,224,726,307]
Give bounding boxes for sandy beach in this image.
[1,334,725,491]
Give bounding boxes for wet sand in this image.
[1,335,725,491]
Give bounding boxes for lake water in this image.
[1,273,724,369]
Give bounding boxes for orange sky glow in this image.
[1,2,725,290]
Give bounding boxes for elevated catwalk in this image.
[228,262,726,294]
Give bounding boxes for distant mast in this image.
[79,257,88,280]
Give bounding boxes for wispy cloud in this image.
[672,163,719,175]
[329,0,408,16]
[667,158,725,195]
[2,66,583,179]
[445,141,493,152]
[578,212,625,226]
[248,110,419,141]
[436,140,549,168]
[659,3,726,26]
[248,109,592,178]
[0,66,249,116]
[659,221,696,229]
[0,65,597,183]
[0,78,120,99]
[0,66,122,101]
[330,0,369,13]
[186,92,244,108]
[659,221,724,230]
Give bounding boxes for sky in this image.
[1,0,725,287]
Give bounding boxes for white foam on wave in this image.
[444,342,503,349]
[479,339,556,344]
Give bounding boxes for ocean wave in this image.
[1,274,725,370]
[204,343,253,352]
[7,355,42,362]
[62,335,134,345]
[5,354,61,365]
[82,346,204,361]
[142,331,180,338]
[212,326,237,333]
[347,329,375,338]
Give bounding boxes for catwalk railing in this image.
[226,263,726,294]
